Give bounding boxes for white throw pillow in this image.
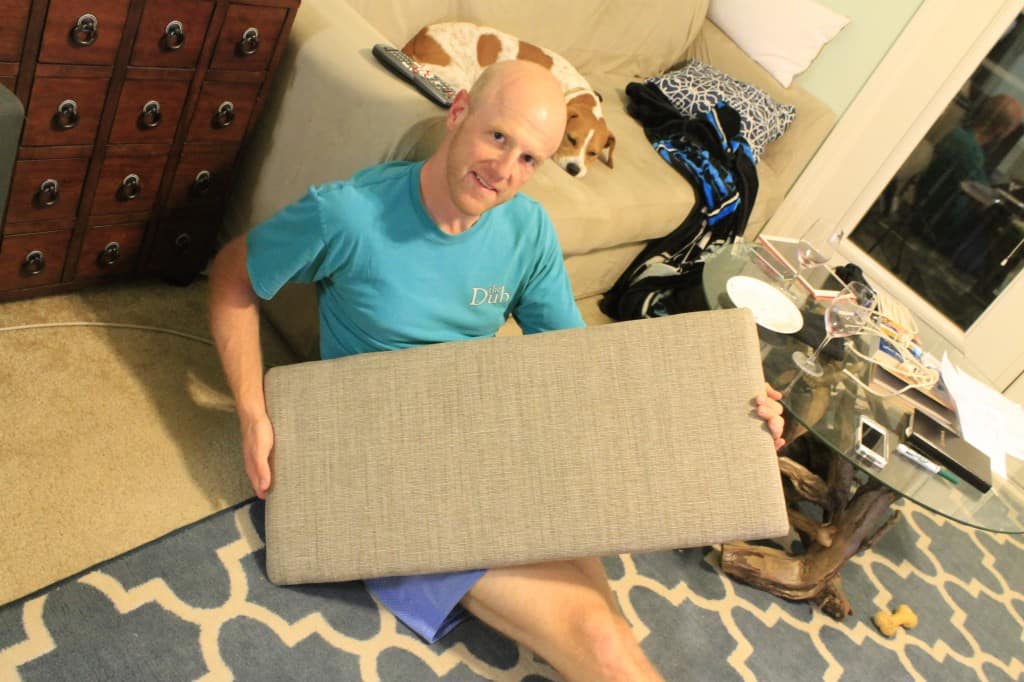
[708,0,850,87]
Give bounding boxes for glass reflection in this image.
[852,13,1024,329]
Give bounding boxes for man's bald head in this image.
[465,60,566,157]
[420,60,568,233]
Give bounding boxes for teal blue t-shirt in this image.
[246,161,584,359]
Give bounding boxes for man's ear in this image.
[447,90,470,129]
[602,133,616,168]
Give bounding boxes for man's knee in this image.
[572,606,638,679]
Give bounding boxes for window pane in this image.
[851,13,1024,329]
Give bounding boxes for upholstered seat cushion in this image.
[264,308,788,585]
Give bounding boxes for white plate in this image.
[725,275,803,334]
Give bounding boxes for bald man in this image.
[211,61,783,680]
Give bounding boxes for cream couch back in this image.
[346,0,710,78]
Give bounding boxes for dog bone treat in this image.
[873,604,919,637]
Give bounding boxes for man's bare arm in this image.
[208,235,274,498]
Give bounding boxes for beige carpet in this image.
[0,277,297,605]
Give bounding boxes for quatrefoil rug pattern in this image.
[1,500,1021,681]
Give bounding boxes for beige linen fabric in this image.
[264,309,788,585]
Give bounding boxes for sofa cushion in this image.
[685,22,837,191]
[647,60,796,161]
[263,308,788,584]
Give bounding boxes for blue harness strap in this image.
[651,102,754,228]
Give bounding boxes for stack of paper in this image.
[941,354,1024,480]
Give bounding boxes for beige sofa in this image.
[223,0,836,359]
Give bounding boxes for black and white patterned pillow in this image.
[647,60,796,161]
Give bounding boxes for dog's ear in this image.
[602,133,616,168]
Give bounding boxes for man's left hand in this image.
[756,383,786,450]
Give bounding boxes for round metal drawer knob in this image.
[192,169,212,196]
[71,13,98,47]
[174,233,192,253]
[214,101,234,129]
[37,178,60,207]
[97,242,121,267]
[22,250,45,276]
[55,99,79,129]
[163,20,185,50]
[140,100,162,129]
[239,27,259,55]
[119,173,141,201]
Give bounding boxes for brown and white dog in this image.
[402,22,615,178]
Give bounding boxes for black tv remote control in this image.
[372,44,456,108]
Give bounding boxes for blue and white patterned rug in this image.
[1,499,1021,681]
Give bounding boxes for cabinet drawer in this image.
[131,0,215,69]
[38,0,131,66]
[186,79,260,143]
[108,74,190,144]
[0,1,30,63]
[210,4,287,72]
[0,230,72,289]
[90,148,169,216]
[166,143,238,209]
[22,76,110,146]
[76,222,145,280]
[5,157,90,226]
[146,216,217,280]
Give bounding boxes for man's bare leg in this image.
[460,560,663,681]
[570,557,618,613]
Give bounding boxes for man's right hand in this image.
[209,235,275,500]
[242,413,275,499]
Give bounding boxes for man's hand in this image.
[756,383,786,450]
[242,413,275,499]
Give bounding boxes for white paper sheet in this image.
[941,354,1024,479]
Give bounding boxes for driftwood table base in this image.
[720,433,900,619]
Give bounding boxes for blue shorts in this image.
[365,568,487,643]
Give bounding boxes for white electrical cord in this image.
[0,321,214,345]
[841,321,941,399]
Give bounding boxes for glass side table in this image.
[701,242,1024,618]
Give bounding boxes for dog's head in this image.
[552,92,615,178]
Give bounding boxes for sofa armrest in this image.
[223,0,446,240]
[686,21,836,194]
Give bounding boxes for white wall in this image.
[795,0,924,116]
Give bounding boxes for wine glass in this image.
[792,282,874,377]
[781,228,845,299]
